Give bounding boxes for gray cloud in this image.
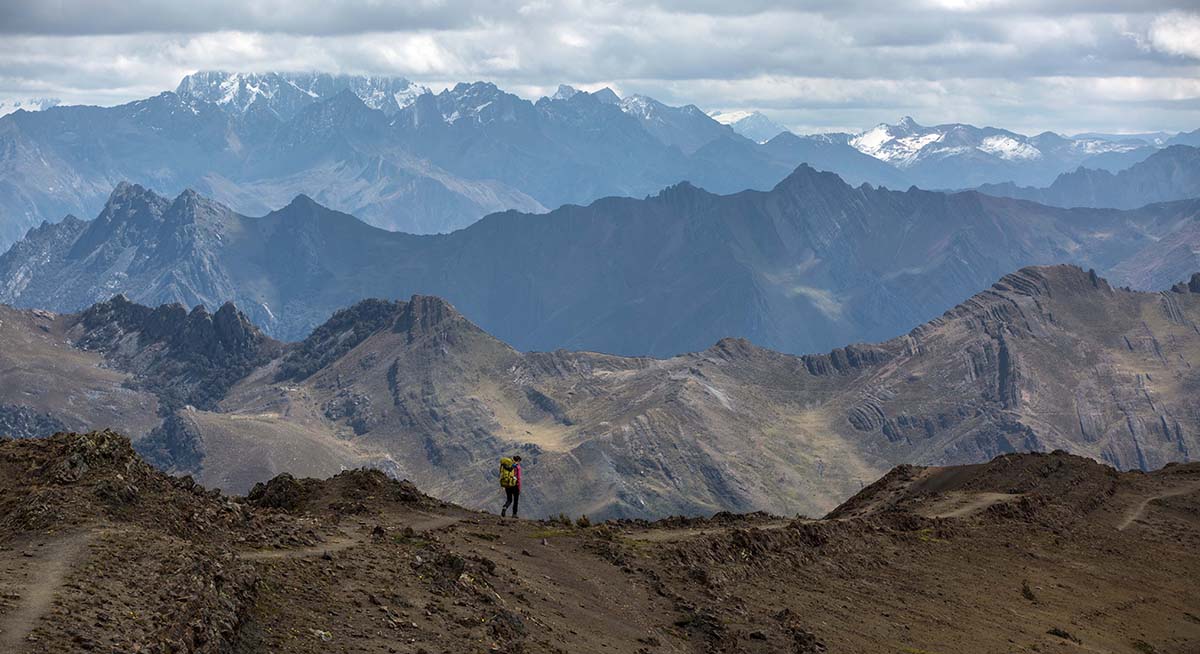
[0,1,504,35]
[0,0,1196,134]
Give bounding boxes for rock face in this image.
[978,144,1200,209]
[2,265,1200,519]
[175,71,430,119]
[3,175,1199,356]
[70,294,283,413]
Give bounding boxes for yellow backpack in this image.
[499,458,517,488]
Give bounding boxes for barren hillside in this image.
[1,432,1198,653]
[2,265,1199,519]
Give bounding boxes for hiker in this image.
[500,455,522,517]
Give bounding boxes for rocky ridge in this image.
[1,265,1199,521]
[3,175,1200,355]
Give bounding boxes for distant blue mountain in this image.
[977,145,1200,209]
[2,72,1186,254]
[3,168,1196,357]
[0,72,902,252]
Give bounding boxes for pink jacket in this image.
[514,464,522,489]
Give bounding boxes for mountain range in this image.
[0,72,883,252]
[977,144,1200,210]
[3,171,1199,356]
[0,71,1193,254]
[1,265,1198,520]
[841,115,1157,189]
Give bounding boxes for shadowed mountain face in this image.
[1,266,1199,520]
[2,172,1199,356]
[977,145,1200,209]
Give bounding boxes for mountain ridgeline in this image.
[0,71,1188,253]
[3,171,1200,356]
[0,72,894,251]
[977,144,1200,209]
[1,265,1199,520]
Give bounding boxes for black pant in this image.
[502,486,520,516]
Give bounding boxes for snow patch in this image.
[978,135,1042,161]
[709,109,755,125]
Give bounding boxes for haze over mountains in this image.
[4,170,1200,356]
[0,71,1193,254]
[977,144,1200,210]
[1,265,1198,520]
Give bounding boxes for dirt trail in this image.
[407,514,460,532]
[239,528,362,561]
[1118,481,1200,531]
[624,519,795,543]
[238,513,460,561]
[0,531,92,652]
[921,491,1022,519]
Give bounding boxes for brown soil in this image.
[2,433,1199,653]
[0,531,92,652]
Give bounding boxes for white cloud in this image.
[1149,11,1200,59]
[0,1,1196,134]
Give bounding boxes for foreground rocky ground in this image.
[1,431,1199,653]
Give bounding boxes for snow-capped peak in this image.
[0,97,61,117]
[551,84,580,101]
[977,135,1042,161]
[708,110,756,125]
[708,110,789,143]
[618,94,658,119]
[849,122,933,165]
[175,72,430,120]
[849,117,1043,167]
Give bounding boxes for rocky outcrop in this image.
[277,299,404,381]
[1170,273,1200,294]
[71,295,281,412]
[801,345,891,376]
[136,412,205,475]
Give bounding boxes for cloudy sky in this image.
[1,0,1198,134]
